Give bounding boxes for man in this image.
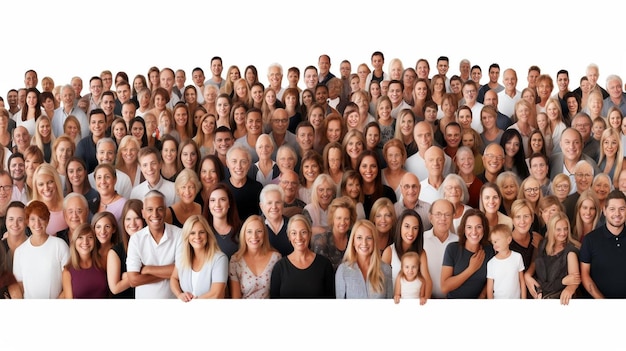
[16,89,26,109]
[580,190,626,298]
[173,69,186,100]
[204,56,224,90]
[159,68,180,109]
[267,62,285,100]
[564,112,599,161]
[402,68,417,105]
[191,67,206,104]
[71,76,83,101]
[6,89,19,118]
[443,122,461,158]
[101,70,114,92]
[461,80,484,133]
[268,108,298,159]
[478,143,505,184]
[0,170,13,236]
[12,126,30,155]
[477,63,503,103]
[127,190,182,299]
[286,67,301,93]
[573,63,609,99]
[121,101,137,130]
[415,58,430,81]
[114,80,133,116]
[483,90,513,130]
[8,152,27,204]
[470,65,482,89]
[57,193,90,245]
[260,184,292,257]
[380,80,390,97]
[549,128,601,190]
[131,147,178,207]
[75,109,107,173]
[100,91,119,128]
[405,121,452,181]
[52,84,89,140]
[423,199,459,299]
[419,146,447,204]
[364,51,388,91]
[318,54,335,86]
[458,59,470,82]
[394,172,432,231]
[24,70,38,89]
[214,126,235,173]
[279,169,306,217]
[601,74,626,116]
[339,60,352,101]
[497,68,522,118]
[88,138,133,199]
[561,160,595,222]
[527,65,541,91]
[554,69,571,119]
[295,121,314,157]
[436,56,450,92]
[326,77,348,114]
[79,76,103,115]
[303,66,319,92]
[388,80,411,118]
[224,144,263,220]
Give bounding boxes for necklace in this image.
[101,193,119,210]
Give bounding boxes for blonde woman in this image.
[32,115,55,163]
[335,219,393,299]
[32,163,67,235]
[597,128,624,182]
[170,215,228,301]
[572,190,601,242]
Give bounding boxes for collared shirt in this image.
[130,176,178,207]
[423,229,459,298]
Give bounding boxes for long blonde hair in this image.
[231,215,275,261]
[179,215,221,269]
[545,212,580,256]
[573,190,600,242]
[343,219,386,294]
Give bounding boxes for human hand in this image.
[560,287,575,305]
[177,292,194,302]
[420,297,427,305]
[394,295,400,304]
[77,99,88,113]
[562,273,581,286]
[468,249,485,273]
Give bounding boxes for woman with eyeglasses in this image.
[517,176,543,233]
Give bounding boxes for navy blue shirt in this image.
[580,224,626,298]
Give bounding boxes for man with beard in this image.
[8,153,26,204]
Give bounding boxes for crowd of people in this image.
[1,52,626,302]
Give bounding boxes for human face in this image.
[416,61,429,79]
[461,132,475,149]
[424,107,437,122]
[317,181,334,209]
[161,140,177,166]
[377,99,392,121]
[178,180,197,205]
[308,107,324,129]
[6,207,25,237]
[296,127,314,152]
[24,154,41,181]
[261,191,283,222]
[61,87,75,107]
[481,188,500,214]
[233,106,246,126]
[429,201,453,233]
[413,123,433,150]
[433,77,445,94]
[242,220,265,252]
[490,232,510,254]
[340,62,351,79]
[201,115,216,136]
[500,178,518,201]
[401,256,419,281]
[139,153,161,185]
[332,207,351,235]
[279,173,298,199]
[608,111,622,130]
[529,157,548,181]
[113,122,127,142]
[89,113,106,138]
[588,95,602,117]
[142,196,166,232]
[326,120,342,143]
[94,216,114,245]
[9,157,25,182]
[214,132,233,157]
[216,98,230,119]
[250,86,263,103]
[124,209,143,236]
[315,87,328,104]
[400,215,420,245]
[256,137,273,160]
[387,83,402,105]
[184,88,197,104]
[540,204,559,227]
[457,109,472,130]
[271,111,289,134]
[353,225,375,258]
[374,206,393,235]
[574,166,593,191]
[602,134,619,157]
[359,155,378,185]
[131,121,144,140]
[522,179,541,202]
[209,189,230,220]
[444,181,463,205]
[350,77,360,92]
[268,67,282,88]
[413,81,429,101]
[0,175,11,205]
[26,91,38,108]
[302,90,313,106]
[304,68,318,90]
[245,112,262,136]
[553,180,570,201]
[513,206,533,233]
[186,221,208,252]
[621,117,626,136]
[344,177,361,200]
[276,149,296,172]
[74,231,96,258]
[200,159,219,189]
[437,60,449,76]
[346,136,364,160]
[117,85,130,103]
[593,177,611,201]
[301,159,320,185]
[464,215,485,247]
[566,97,579,116]
[604,199,626,230]
[444,126,461,148]
[369,83,380,98]
[527,70,539,88]
[288,220,310,252]
[365,126,380,150]
[174,107,189,128]
[504,135,520,158]
[160,70,174,91]
[450,79,462,94]
[455,150,474,176]
[180,144,198,170]
[37,118,52,140]
[530,133,544,154]
[95,168,115,195]
[424,148,444,177]
[385,146,403,171]
[66,161,86,187]
[41,97,55,111]
[579,199,597,225]
[227,149,250,182]
[97,142,116,164]
[560,130,582,162]
[488,67,500,84]
[399,113,414,137]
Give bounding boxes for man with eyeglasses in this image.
[57,193,90,245]
[394,172,432,231]
[562,160,595,223]
[549,128,601,187]
[269,108,298,159]
[0,170,13,236]
[423,199,459,298]
[279,169,306,217]
[478,143,505,184]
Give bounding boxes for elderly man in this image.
[394,172,432,231]
[260,184,292,257]
[562,160,595,222]
[423,199,459,299]
[279,169,306,217]
[549,128,601,191]
[419,146,447,204]
[57,193,90,245]
[225,144,263,220]
[478,143,505,184]
[602,74,626,116]
[52,84,89,138]
[267,62,285,100]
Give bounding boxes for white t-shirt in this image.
[12,236,69,299]
[487,250,525,299]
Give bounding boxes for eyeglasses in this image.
[280,180,299,187]
[555,184,569,190]
[574,173,593,179]
[484,154,504,162]
[432,212,453,219]
[0,185,12,192]
[524,187,540,194]
[272,118,288,124]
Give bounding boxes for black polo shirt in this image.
[580,224,626,298]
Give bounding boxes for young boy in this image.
[486,224,526,299]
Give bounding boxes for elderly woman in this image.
[311,196,357,271]
[165,169,202,228]
[335,219,393,299]
[229,215,281,299]
[439,173,471,233]
[303,174,337,235]
[270,214,335,298]
[248,134,280,187]
[170,215,228,301]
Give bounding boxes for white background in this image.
[2,0,624,347]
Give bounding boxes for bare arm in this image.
[196,282,226,299]
[229,279,242,299]
[440,249,485,295]
[524,260,541,299]
[381,246,392,265]
[60,269,72,299]
[169,268,193,302]
[560,252,581,305]
[128,263,174,288]
[486,278,494,299]
[580,262,603,299]
[420,251,433,299]
[519,271,527,299]
[106,250,131,295]
[393,275,401,304]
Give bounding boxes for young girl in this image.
[593,116,607,142]
[486,224,526,299]
[393,251,426,305]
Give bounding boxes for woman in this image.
[340,170,366,220]
[510,199,543,272]
[438,93,458,134]
[585,90,604,120]
[381,138,407,202]
[537,195,565,235]
[335,219,393,299]
[132,75,147,101]
[65,157,99,214]
[500,129,530,181]
[307,104,326,152]
[455,146,483,208]
[311,196,356,271]
[297,150,323,204]
[411,78,432,120]
[24,145,44,200]
[430,74,446,107]
[480,182,513,231]
[107,199,144,299]
[232,78,253,108]
[606,106,622,134]
[50,135,75,189]
[527,153,551,196]
[244,65,259,87]
[32,163,67,235]
[171,215,228,301]
[261,88,281,131]
[441,209,495,298]
[165,169,202,228]
[440,173,472,232]
[248,134,280,187]
[564,91,581,122]
[460,128,484,175]
[270,214,335,298]
[508,99,535,156]
[249,82,264,110]
[597,128,624,182]
[370,198,396,256]
[518,176,544,231]
[92,211,118,270]
[172,102,193,143]
[551,173,572,203]
[323,141,345,187]
[302,174,336,235]
[546,97,567,152]
[221,65,241,97]
[357,150,396,216]
[205,183,240,260]
[198,154,225,212]
[61,223,108,298]
[184,85,200,122]
[177,139,201,174]
[527,130,548,165]
[215,94,232,129]
[364,122,384,166]
[480,105,504,149]
[229,215,281,299]
[572,189,601,242]
[352,90,375,133]
[32,115,55,163]
[344,102,366,133]
[496,171,520,216]
[2,202,27,275]
[0,109,13,150]
[381,209,432,297]
[592,173,612,212]
[160,134,180,181]
[229,103,248,139]
[110,117,128,147]
[0,242,21,298]
[524,213,580,304]
[299,88,314,118]
[193,113,216,158]
[282,88,302,134]
[129,116,148,148]
[136,88,152,117]
[14,87,44,136]
[94,163,126,221]
[115,135,142,188]
[367,80,381,115]
[150,87,170,118]
[456,105,474,132]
